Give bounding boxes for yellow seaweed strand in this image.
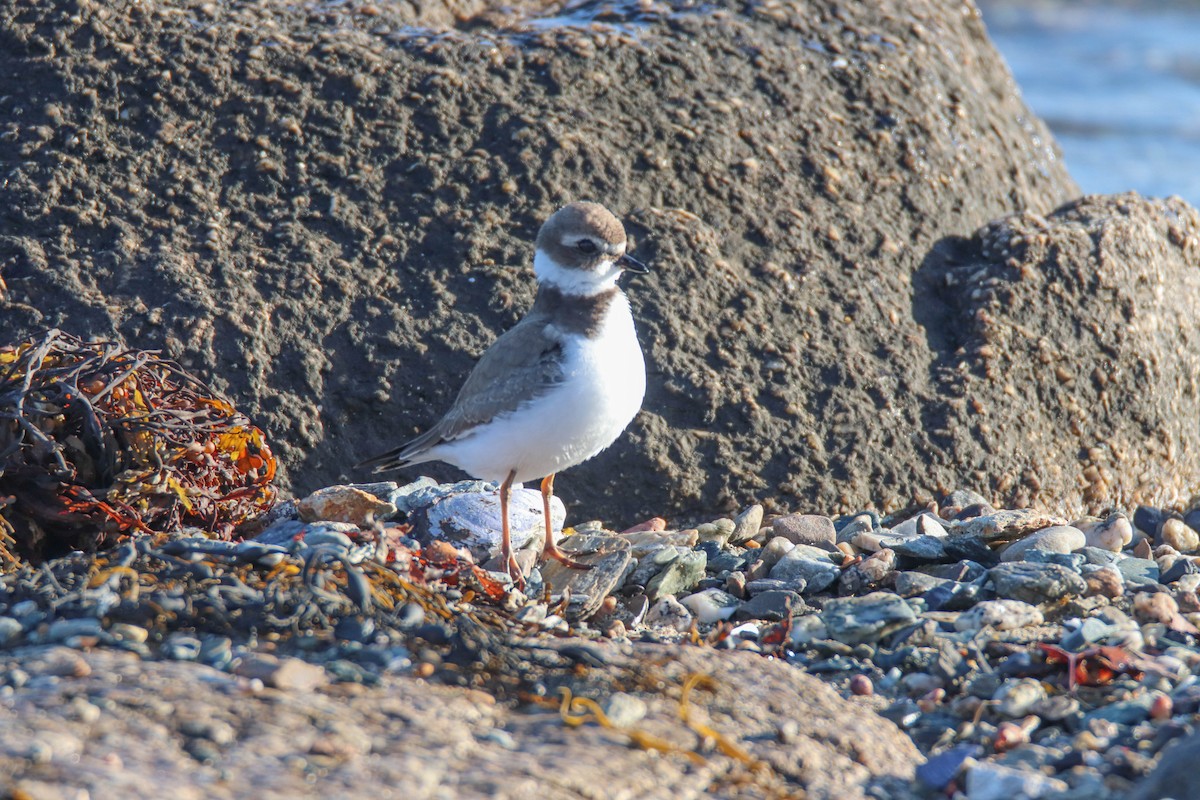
[679,673,757,766]
[556,687,703,763]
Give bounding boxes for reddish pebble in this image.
[425,540,459,563]
[1150,693,1173,721]
[416,662,436,678]
[917,688,945,712]
[622,517,668,533]
[849,674,873,696]
[994,721,1029,752]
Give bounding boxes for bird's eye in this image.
[576,239,598,254]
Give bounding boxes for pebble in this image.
[1081,546,1123,566]
[1159,517,1200,553]
[334,616,377,644]
[66,696,102,724]
[924,560,988,581]
[619,529,699,558]
[1000,525,1086,562]
[820,592,916,645]
[839,549,895,593]
[706,550,748,573]
[301,527,356,552]
[162,634,202,661]
[1084,694,1156,726]
[849,674,873,695]
[601,692,648,728]
[296,484,397,525]
[627,545,690,588]
[233,655,329,691]
[679,588,740,623]
[1031,694,1080,723]
[943,533,998,565]
[744,578,797,595]
[1159,557,1200,585]
[11,479,1200,799]
[1084,512,1134,552]
[695,518,735,548]
[645,551,707,601]
[987,562,1087,603]
[993,678,1047,717]
[892,571,948,596]
[181,717,237,745]
[964,761,1067,799]
[729,504,764,544]
[199,636,234,669]
[770,551,840,594]
[23,649,90,679]
[644,596,694,631]
[43,617,104,643]
[386,477,437,513]
[889,534,947,561]
[1133,505,1168,537]
[745,536,794,580]
[1083,565,1125,598]
[1024,550,1086,573]
[734,589,802,622]
[921,579,984,611]
[771,514,836,548]
[835,513,877,543]
[954,599,1044,632]
[413,481,559,562]
[0,616,23,645]
[1133,591,1180,625]
[1117,557,1160,587]
[917,744,980,790]
[891,512,948,539]
[951,509,1064,542]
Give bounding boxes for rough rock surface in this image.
[0,0,1083,521]
[0,644,921,800]
[917,193,1200,515]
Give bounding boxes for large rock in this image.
[918,193,1200,514]
[0,644,922,799]
[0,0,1096,522]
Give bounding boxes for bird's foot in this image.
[504,551,526,592]
[542,542,593,572]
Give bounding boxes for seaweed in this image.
[0,330,277,567]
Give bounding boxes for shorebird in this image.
[359,202,648,588]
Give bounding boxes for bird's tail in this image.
[355,428,442,474]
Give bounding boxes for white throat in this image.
[533,250,621,296]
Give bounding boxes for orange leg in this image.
[540,473,592,571]
[499,470,524,589]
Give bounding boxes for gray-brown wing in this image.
[357,315,565,471]
[438,316,566,439]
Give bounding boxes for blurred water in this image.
[978,1,1200,207]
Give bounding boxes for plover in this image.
[359,201,648,587]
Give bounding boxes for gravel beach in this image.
[5,480,1200,798]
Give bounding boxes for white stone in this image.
[954,599,1044,632]
[890,512,947,539]
[965,762,1067,800]
[1000,525,1086,562]
[679,589,740,624]
[1160,518,1200,553]
[644,596,694,632]
[422,483,562,561]
[1082,513,1133,552]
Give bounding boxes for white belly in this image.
[436,296,646,483]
